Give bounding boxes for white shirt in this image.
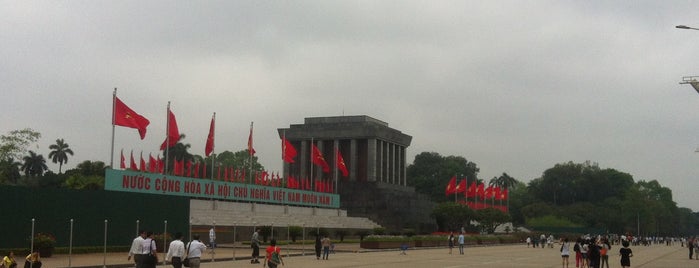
[166,239,185,261]
[129,236,144,256]
[209,228,216,242]
[141,238,157,254]
[187,240,207,258]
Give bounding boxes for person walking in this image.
[314,236,322,260]
[24,251,41,268]
[165,232,185,268]
[574,238,582,268]
[458,232,465,255]
[560,238,570,268]
[128,230,146,268]
[448,232,454,254]
[599,238,611,268]
[251,228,261,264]
[263,239,284,268]
[689,236,694,260]
[208,227,216,249]
[140,231,158,268]
[2,251,17,268]
[186,234,207,268]
[321,235,331,260]
[619,241,632,268]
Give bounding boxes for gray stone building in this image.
[278,115,436,232]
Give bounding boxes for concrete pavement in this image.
[39,242,697,268]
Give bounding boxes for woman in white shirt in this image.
[560,238,570,268]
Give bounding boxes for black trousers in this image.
[171,257,182,268]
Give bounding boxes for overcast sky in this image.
[2,1,699,210]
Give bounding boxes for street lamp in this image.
[676,25,699,30]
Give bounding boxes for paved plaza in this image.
[38,242,699,268]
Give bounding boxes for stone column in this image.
[350,139,358,181]
[391,143,396,185]
[367,138,377,182]
[377,139,383,182]
[300,140,308,179]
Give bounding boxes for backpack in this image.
[270,247,281,265]
[574,243,580,252]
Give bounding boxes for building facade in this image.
[278,115,412,186]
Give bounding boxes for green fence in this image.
[0,185,190,248]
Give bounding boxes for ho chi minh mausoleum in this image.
[279,115,436,232]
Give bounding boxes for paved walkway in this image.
[39,243,697,268]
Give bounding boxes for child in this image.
[620,240,632,268]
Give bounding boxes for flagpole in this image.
[454,174,457,203]
[164,102,170,174]
[211,113,216,181]
[333,143,338,195]
[110,88,117,168]
[310,137,314,192]
[248,121,253,184]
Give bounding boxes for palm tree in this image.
[48,138,74,173]
[22,151,48,177]
[489,172,517,190]
[165,134,193,174]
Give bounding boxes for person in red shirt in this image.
[264,239,284,268]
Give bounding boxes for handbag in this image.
[142,240,158,266]
[182,242,191,267]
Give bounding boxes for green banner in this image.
[105,169,340,208]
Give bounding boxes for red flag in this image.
[186,161,192,177]
[120,149,126,169]
[157,157,164,173]
[202,163,207,178]
[160,109,180,150]
[288,176,297,189]
[248,122,256,156]
[336,149,349,177]
[494,187,502,200]
[501,189,509,200]
[205,114,215,156]
[311,144,330,173]
[223,167,229,181]
[445,176,457,196]
[139,152,146,172]
[149,154,156,173]
[466,182,476,197]
[114,96,150,139]
[484,186,493,200]
[194,162,200,178]
[130,151,138,170]
[455,179,466,194]
[282,136,297,163]
[476,183,485,197]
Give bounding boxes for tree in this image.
[476,208,511,234]
[66,160,107,177]
[203,150,265,181]
[0,128,41,160]
[432,202,475,232]
[48,138,74,174]
[489,172,518,190]
[0,157,21,183]
[21,150,48,177]
[407,152,480,202]
[164,134,193,174]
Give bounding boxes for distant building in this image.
[278,115,412,185]
[279,116,436,232]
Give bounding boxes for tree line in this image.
[407,152,698,236]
